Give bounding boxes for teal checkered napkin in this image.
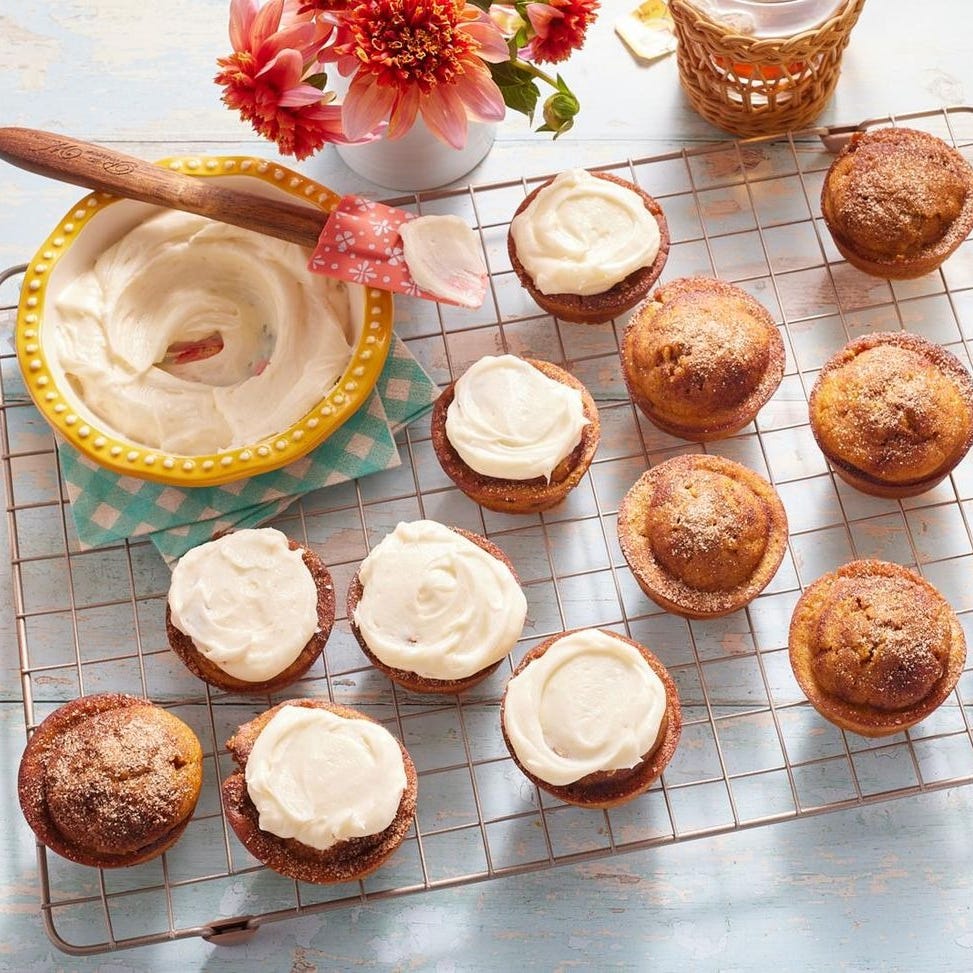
[59,335,438,561]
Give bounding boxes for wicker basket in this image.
[668,0,867,136]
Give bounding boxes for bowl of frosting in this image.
[15,156,394,486]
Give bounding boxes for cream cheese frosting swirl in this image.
[445,355,589,481]
[502,629,667,786]
[245,705,406,851]
[168,528,318,683]
[354,520,527,680]
[509,168,662,296]
[52,209,354,454]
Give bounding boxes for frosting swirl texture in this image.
[52,210,354,454]
[502,629,667,786]
[509,169,661,296]
[168,528,318,683]
[245,705,406,851]
[445,355,589,481]
[354,520,526,680]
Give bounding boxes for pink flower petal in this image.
[420,86,469,150]
[342,73,397,140]
[278,83,330,108]
[229,0,260,51]
[258,20,320,62]
[461,22,510,63]
[251,0,285,50]
[386,85,420,140]
[456,63,506,123]
[256,48,305,90]
[526,2,563,38]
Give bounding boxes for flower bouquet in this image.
[216,0,600,160]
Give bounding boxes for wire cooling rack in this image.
[4,106,973,955]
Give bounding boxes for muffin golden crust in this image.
[222,698,418,885]
[809,331,973,498]
[821,127,973,279]
[348,525,525,694]
[499,628,682,808]
[618,454,788,618]
[507,171,670,324]
[166,538,335,695]
[622,277,785,440]
[789,560,966,737]
[18,693,203,868]
[431,357,600,513]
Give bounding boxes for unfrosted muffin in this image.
[348,521,527,694]
[18,693,202,868]
[617,454,788,618]
[501,628,681,807]
[809,332,973,498]
[622,277,785,440]
[222,698,417,884]
[789,560,966,737]
[820,127,973,279]
[166,528,335,695]
[507,169,670,323]
[431,355,600,513]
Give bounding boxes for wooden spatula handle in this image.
[0,127,326,249]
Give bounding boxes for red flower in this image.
[333,1,508,149]
[215,0,368,159]
[525,0,599,65]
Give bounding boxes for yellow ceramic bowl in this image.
[16,156,394,487]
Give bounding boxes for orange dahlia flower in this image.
[215,0,367,159]
[334,1,509,150]
[525,0,599,65]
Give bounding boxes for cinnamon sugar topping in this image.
[617,453,788,618]
[810,332,973,491]
[43,707,198,855]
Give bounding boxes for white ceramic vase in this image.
[335,117,497,192]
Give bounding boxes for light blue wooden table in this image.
[3,2,973,970]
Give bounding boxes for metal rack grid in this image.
[4,106,973,955]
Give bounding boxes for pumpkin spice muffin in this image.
[166,528,335,695]
[809,332,973,498]
[617,454,788,619]
[621,277,785,441]
[500,627,681,808]
[820,127,973,279]
[222,698,418,884]
[431,355,600,513]
[507,168,670,324]
[789,560,966,737]
[18,693,203,868]
[348,520,527,694]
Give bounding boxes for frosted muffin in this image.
[820,127,973,280]
[166,528,335,694]
[222,698,418,884]
[500,628,681,808]
[431,355,600,513]
[18,693,202,868]
[507,169,670,324]
[617,454,788,618]
[348,521,527,694]
[622,277,785,441]
[789,560,966,737]
[809,332,973,498]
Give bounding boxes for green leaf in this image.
[303,72,329,91]
[489,61,540,120]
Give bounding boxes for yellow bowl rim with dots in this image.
[15,154,394,487]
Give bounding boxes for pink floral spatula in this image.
[0,127,489,308]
